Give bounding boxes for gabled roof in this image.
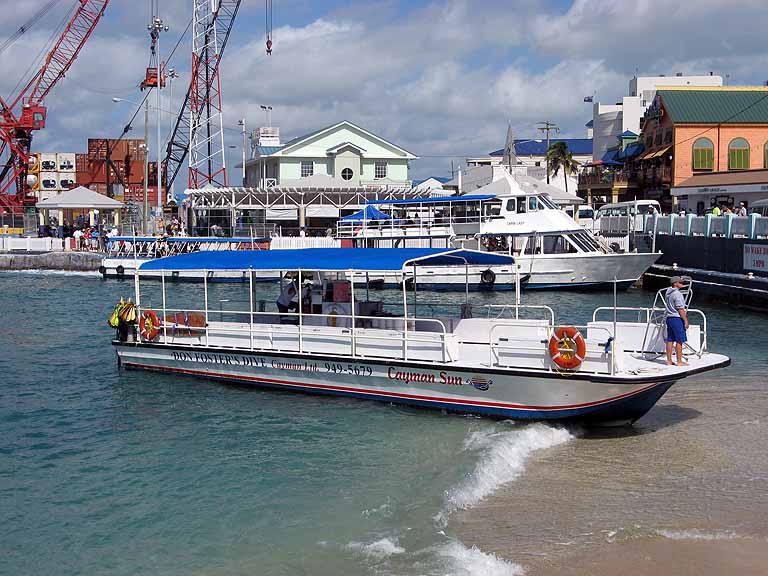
[658,89,768,124]
[277,120,417,158]
[326,141,367,155]
[620,130,638,137]
[490,138,593,157]
[585,119,594,128]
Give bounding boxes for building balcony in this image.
[578,170,636,190]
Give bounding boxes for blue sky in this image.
[2,0,768,181]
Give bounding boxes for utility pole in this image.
[536,120,559,184]
[238,118,247,186]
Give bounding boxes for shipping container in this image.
[40,172,58,190]
[76,153,88,173]
[40,153,57,171]
[57,152,76,172]
[58,174,76,189]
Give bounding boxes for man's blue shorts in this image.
[665,317,687,343]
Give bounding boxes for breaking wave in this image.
[345,537,405,559]
[437,423,573,523]
[657,528,741,541]
[437,540,525,576]
[0,268,100,277]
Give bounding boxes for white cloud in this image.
[3,0,768,180]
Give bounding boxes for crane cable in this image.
[8,0,78,103]
[0,0,63,57]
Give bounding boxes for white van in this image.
[595,200,661,218]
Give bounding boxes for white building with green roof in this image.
[245,120,417,188]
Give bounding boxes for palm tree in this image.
[546,141,580,195]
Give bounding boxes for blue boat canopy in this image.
[139,248,515,272]
[366,194,496,206]
[339,205,391,222]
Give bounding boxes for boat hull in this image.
[115,342,680,425]
[362,252,659,291]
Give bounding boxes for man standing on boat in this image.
[276,278,299,315]
[664,276,689,366]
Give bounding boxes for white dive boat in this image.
[100,236,273,282]
[336,185,660,291]
[110,248,729,426]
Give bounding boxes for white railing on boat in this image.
[591,306,708,357]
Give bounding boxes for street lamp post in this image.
[237,118,246,186]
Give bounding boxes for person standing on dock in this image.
[664,276,689,366]
[738,202,748,217]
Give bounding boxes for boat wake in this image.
[0,268,100,277]
[436,422,574,524]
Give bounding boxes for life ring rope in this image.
[548,326,587,370]
[139,309,161,341]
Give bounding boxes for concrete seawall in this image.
[0,251,103,272]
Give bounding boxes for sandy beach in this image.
[526,537,768,576]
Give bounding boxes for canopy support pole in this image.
[350,271,356,357]
[161,271,167,342]
[203,270,209,346]
[298,269,303,354]
[249,268,254,350]
[412,262,417,319]
[402,270,408,361]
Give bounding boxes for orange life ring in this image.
[548,326,587,370]
[139,309,161,341]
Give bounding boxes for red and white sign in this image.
[744,244,768,271]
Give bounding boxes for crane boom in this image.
[0,0,110,212]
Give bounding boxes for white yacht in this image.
[336,173,660,290]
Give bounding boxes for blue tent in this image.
[340,205,391,222]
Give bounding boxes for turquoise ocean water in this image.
[1,271,766,575]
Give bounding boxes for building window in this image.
[534,161,541,167]
[341,167,353,181]
[654,130,662,146]
[374,162,387,179]
[728,138,750,170]
[301,161,313,178]
[692,137,714,171]
[764,141,768,168]
[664,128,673,144]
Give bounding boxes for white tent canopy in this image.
[35,186,124,210]
[471,169,581,206]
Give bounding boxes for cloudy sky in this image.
[2,0,768,180]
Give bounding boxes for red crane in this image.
[0,0,110,214]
